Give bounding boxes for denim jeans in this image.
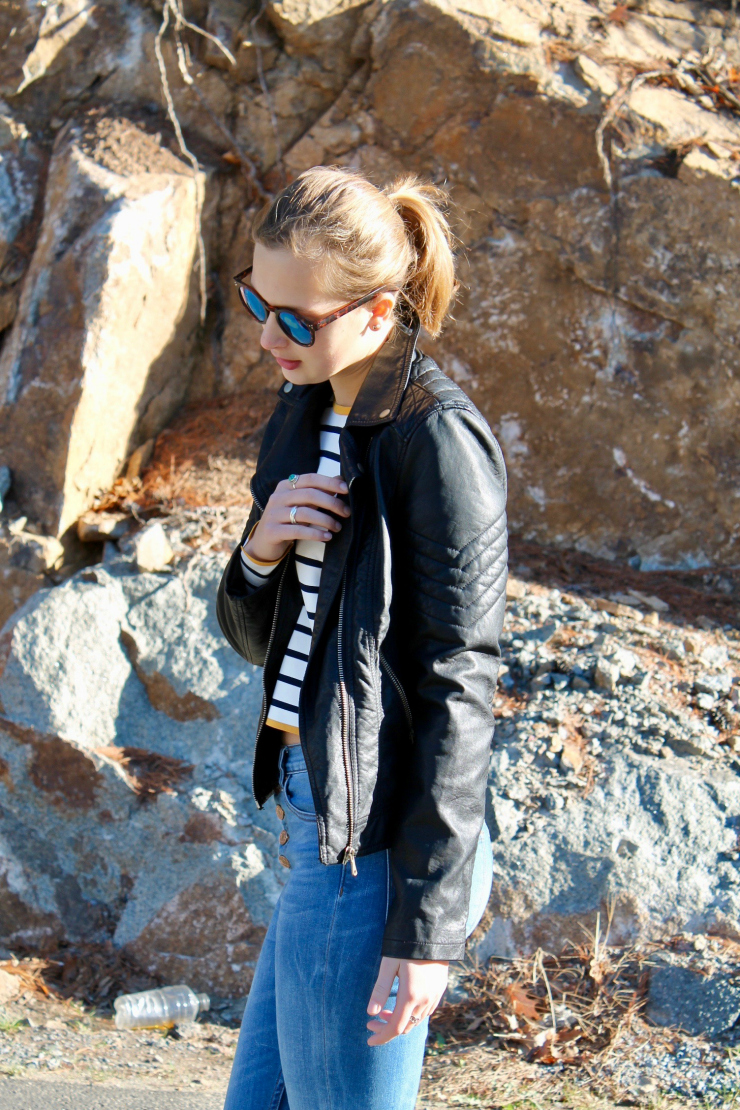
[223,743,493,1110]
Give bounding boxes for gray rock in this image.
[647,963,740,1040]
[476,750,740,959]
[0,556,281,997]
[594,655,620,693]
[695,672,732,698]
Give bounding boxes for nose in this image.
[260,311,288,352]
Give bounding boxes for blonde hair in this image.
[252,166,457,338]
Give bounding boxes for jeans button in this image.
[276,803,285,820]
[279,829,289,845]
[279,854,291,868]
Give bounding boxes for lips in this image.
[274,356,302,371]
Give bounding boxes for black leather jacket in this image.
[216,318,508,961]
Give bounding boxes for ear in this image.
[369,292,397,326]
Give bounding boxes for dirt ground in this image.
[0,940,736,1109]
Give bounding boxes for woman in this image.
[217,165,507,1110]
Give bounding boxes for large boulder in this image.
[0,111,205,539]
[0,551,286,996]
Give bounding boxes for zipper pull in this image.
[343,845,358,877]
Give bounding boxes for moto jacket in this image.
[216,316,508,961]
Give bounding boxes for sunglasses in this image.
[233,266,399,348]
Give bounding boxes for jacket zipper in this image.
[249,487,289,809]
[337,570,358,876]
[379,650,415,742]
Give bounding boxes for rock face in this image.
[473,572,740,960]
[0,0,738,572]
[0,113,204,539]
[277,0,740,570]
[1,543,738,992]
[479,750,740,960]
[0,553,287,996]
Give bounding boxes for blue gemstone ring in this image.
[288,473,299,489]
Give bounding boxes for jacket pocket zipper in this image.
[337,570,357,876]
[379,650,414,742]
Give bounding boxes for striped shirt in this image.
[240,403,350,735]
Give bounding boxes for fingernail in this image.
[339,482,348,492]
[323,532,333,540]
[367,1003,381,1015]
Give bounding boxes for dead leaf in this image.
[506,983,543,1023]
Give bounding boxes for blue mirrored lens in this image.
[279,312,313,346]
[244,287,268,323]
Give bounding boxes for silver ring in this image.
[288,473,300,489]
[289,506,298,525]
[407,1015,421,1026]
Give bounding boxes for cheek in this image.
[319,319,367,370]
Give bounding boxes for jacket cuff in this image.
[380,935,465,962]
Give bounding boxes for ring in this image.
[289,506,298,525]
[407,1015,421,1026]
[288,473,299,489]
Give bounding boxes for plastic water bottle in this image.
[114,985,210,1031]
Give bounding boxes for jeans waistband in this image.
[278,742,307,775]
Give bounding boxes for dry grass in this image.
[421,914,721,1107]
[0,943,160,1008]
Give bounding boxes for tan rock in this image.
[0,967,21,1004]
[560,739,584,774]
[0,112,204,540]
[125,439,155,481]
[133,522,174,573]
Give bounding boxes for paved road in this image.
[0,1077,225,1109]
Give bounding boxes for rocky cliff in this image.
[0,0,739,577]
[0,0,739,1000]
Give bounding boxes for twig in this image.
[153,2,208,324]
[250,0,285,184]
[533,949,558,1035]
[595,69,667,191]
[169,9,270,200]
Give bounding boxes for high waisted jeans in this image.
[223,743,493,1110]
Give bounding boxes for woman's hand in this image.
[245,472,350,564]
[366,957,449,1045]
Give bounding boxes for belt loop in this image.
[277,745,287,789]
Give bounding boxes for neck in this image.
[329,342,387,409]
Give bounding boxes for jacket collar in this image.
[274,313,421,427]
[251,314,421,508]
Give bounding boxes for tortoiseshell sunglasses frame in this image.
[233,266,400,347]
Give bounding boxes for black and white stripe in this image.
[241,404,348,734]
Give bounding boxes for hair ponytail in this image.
[384,176,457,338]
[253,165,458,338]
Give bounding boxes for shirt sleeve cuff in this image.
[240,522,290,588]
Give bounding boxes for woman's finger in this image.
[270,524,337,543]
[274,488,350,517]
[367,991,419,1045]
[277,473,348,496]
[279,506,343,532]
[366,958,398,1018]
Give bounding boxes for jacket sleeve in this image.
[381,404,508,962]
[216,502,287,666]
